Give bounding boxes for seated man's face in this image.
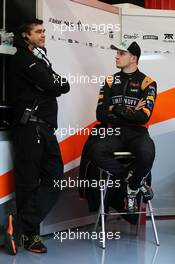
[25,24,46,49]
[115,50,136,69]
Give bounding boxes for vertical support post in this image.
[3,0,6,30]
[2,56,6,102]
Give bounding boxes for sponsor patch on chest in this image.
[112,96,139,107]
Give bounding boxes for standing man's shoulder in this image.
[12,48,44,75]
[13,48,35,63]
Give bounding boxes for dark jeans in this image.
[12,122,63,235]
[91,126,155,190]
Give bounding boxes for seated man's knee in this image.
[137,149,155,167]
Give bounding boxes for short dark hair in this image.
[18,19,43,35]
[14,19,43,48]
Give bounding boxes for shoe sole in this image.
[25,247,47,253]
[140,185,154,202]
[21,234,47,254]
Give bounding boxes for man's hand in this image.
[109,98,146,113]
[109,105,114,112]
[135,98,146,111]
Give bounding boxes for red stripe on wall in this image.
[0,171,15,199]
[2,87,175,199]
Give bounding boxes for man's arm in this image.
[96,77,124,125]
[111,81,157,125]
[18,52,70,97]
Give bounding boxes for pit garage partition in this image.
[37,0,175,234]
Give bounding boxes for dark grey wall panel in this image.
[6,0,36,32]
[99,0,144,7]
[0,0,36,103]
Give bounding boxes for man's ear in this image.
[22,32,29,41]
[132,55,137,63]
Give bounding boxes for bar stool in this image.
[94,151,160,249]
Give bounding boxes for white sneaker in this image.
[124,185,139,213]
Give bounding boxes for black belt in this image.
[29,116,55,131]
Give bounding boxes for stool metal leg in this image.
[93,169,111,249]
[94,207,101,233]
[94,170,110,232]
[135,195,144,235]
[148,200,160,246]
[100,181,106,249]
[94,168,104,232]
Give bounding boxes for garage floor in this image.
[0,219,175,264]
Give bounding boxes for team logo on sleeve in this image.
[147,95,155,102]
[146,100,154,110]
[148,85,156,97]
[141,76,154,90]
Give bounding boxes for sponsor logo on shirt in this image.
[114,76,121,84]
[112,96,139,107]
[130,81,139,88]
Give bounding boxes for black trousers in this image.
[12,122,63,235]
[91,126,155,190]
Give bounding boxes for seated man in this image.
[90,41,157,212]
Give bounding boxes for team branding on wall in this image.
[142,34,159,40]
[122,31,175,54]
[49,35,116,51]
[163,33,175,43]
[123,33,139,40]
[48,15,119,51]
[48,17,120,37]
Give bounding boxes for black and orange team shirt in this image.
[96,69,157,128]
